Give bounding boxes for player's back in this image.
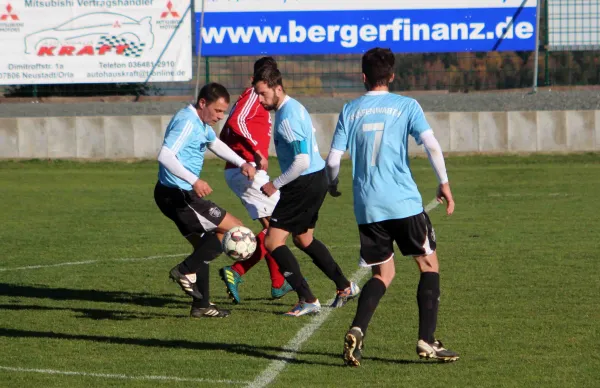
[339,92,429,223]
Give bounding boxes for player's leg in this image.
[154,182,206,300]
[219,169,288,302]
[265,226,312,301]
[257,217,291,298]
[400,212,458,361]
[292,229,359,307]
[291,169,359,307]
[174,190,241,317]
[266,171,329,316]
[343,222,395,367]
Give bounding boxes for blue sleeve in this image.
[279,116,309,155]
[331,109,348,151]
[206,126,217,142]
[163,118,193,154]
[407,100,431,145]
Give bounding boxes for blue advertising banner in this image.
[195,0,538,56]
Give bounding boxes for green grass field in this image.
[1,155,599,388]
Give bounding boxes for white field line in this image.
[0,366,250,385]
[0,253,188,272]
[0,246,368,273]
[247,198,441,388]
[488,192,568,197]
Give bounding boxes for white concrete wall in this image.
[1,111,598,159]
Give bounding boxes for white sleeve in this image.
[273,154,310,189]
[157,146,199,186]
[326,148,344,184]
[207,138,246,167]
[420,130,449,184]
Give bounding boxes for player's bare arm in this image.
[437,183,455,215]
[192,179,213,197]
[240,162,257,180]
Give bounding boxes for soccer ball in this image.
[222,226,257,261]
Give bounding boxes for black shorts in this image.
[270,168,328,235]
[154,181,226,237]
[358,211,437,266]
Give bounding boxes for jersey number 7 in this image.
[362,122,385,167]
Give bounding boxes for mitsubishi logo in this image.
[1,3,19,21]
[161,1,179,19]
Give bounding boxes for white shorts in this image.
[224,168,280,220]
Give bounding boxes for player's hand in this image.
[240,163,256,180]
[436,182,455,215]
[328,178,342,197]
[254,150,268,171]
[261,181,278,197]
[193,179,213,198]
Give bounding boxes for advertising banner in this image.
[195,0,538,56]
[0,0,192,85]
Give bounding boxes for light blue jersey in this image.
[331,91,431,224]
[159,105,216,190]
[274,96,325,175]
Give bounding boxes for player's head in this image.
[254,56,277,73]
[362,47,395,90]
[252,66,284,111]
[196,82,230,125]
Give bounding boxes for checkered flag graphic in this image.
[96,36,147,58]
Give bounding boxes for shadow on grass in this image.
[0,328,451,367]
[0,304,178,320]
[0,328,346,367]
[0,283,188,308]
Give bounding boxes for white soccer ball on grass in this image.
[222,226,257,261]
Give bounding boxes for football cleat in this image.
[283,300,321,317]
[271,280,294,299]
[416,339,459,362]
[343,326,364,367]
[169,265,203,299]
[190,304,231,318]
[219,266,243,304]
[330,281,361,308]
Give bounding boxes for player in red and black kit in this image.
[218,57,293,304]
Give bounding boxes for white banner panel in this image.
[0,0,192,85]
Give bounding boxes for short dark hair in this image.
[197,82,230,105]
[254,56,277,73]
[362,47,395,88]
[252,66,283,89]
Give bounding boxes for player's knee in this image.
[292,235,312,250]
[264,234,280,253]
[383,267,396,287]
[415,252,439,273]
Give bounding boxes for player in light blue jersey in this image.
[326,48,459,366]
[154,83,256,318]
[252,65,360,317]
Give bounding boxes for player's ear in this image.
[362,73,367,84]
[197,98,206,109]
[389,73,395,83]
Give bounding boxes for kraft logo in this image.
[1,3,19,21]
[24,12,154,57]
[161,1,179,19]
